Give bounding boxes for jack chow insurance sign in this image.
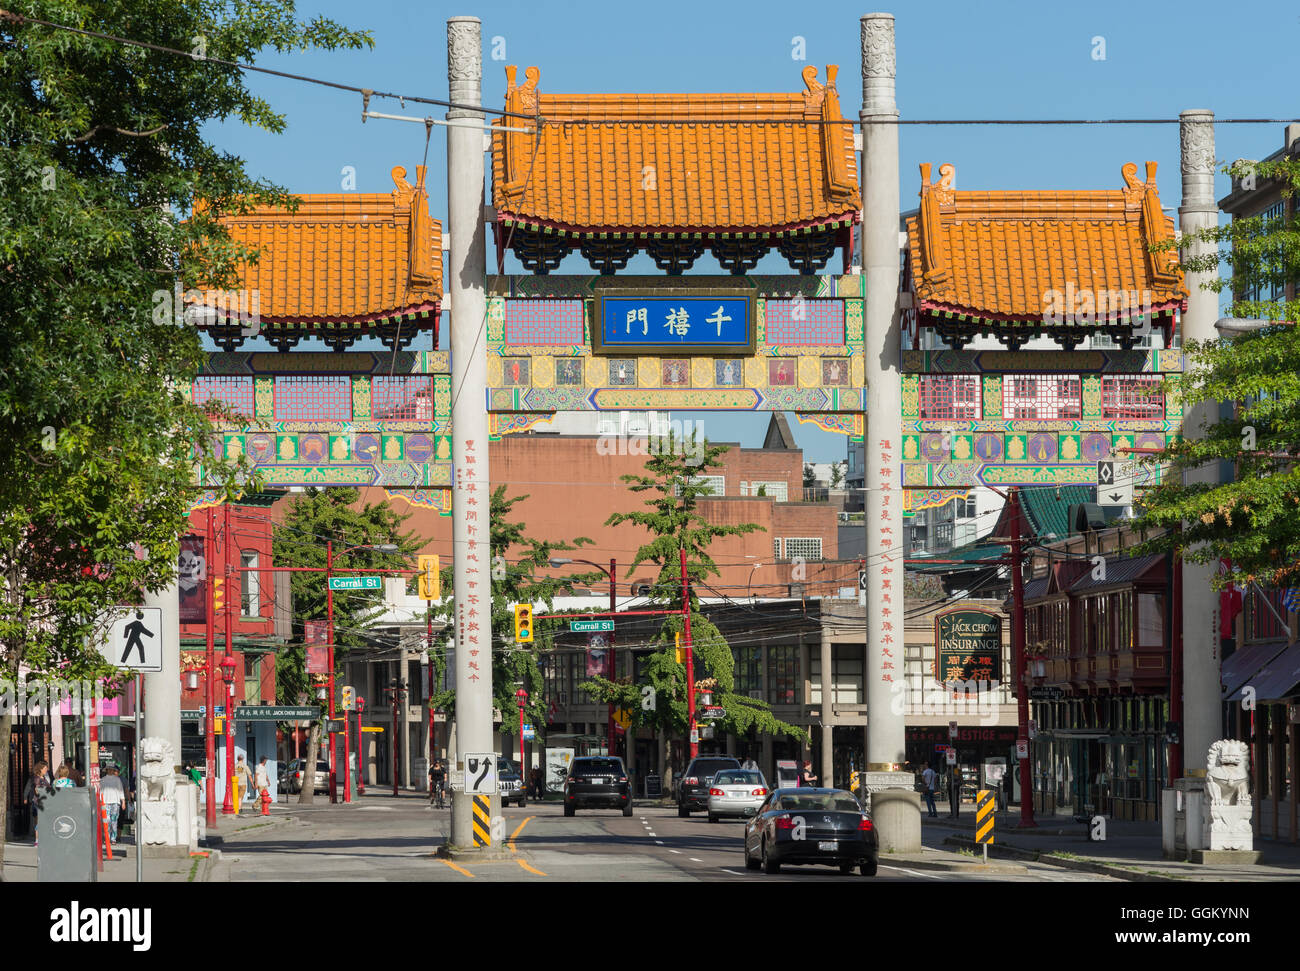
[933,607,1002,686]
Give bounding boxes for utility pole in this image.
[222,503,236,814]
[608,557,617,757]
[327,539,337,804]
[1008,488,1036,828]
[681,547,697,760]
[204,507,216,829]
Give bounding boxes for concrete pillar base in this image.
[870,787,922,854]
[448,790,502,852]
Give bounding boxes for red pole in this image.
[680,547,697,760]
[608,557,616,757]
[343,695,351,803]
[427,605,434,786]
[392,683,400,797]
[1169,550,1183,781]
[222,503,236,815]
[205,507,216,829]
[327,540,337,804]
[519,697,526,783]
[1009,489,1036,828]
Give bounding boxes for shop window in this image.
[240,551,260,617]
[1002,374,1082,420]
[766,645,799,705]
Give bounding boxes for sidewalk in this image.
[924,804,1300,882]
[2,806,293,883]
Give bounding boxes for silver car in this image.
[707,769,769,822]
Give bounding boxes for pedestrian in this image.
[800,760,818,787]
[255,757,270,806]
[186,762,202,787]
[234,755,253,812]
[429,759,446,808]
[921,763,938,818]
[23,760,52,843]
[64,760,83,787]
[99,766,127,844]
[741,756,758,773]
[528,766,544,800]
[53,764,75,789]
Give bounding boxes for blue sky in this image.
[209,0,1299,461]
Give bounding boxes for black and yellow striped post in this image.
[471,794,491,848]
[975,788,995,863]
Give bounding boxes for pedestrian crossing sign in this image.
[94,607,164,672]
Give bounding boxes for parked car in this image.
[563,756,633,817]
[677,756,741,816]
[743,788,878,876]
[498,757,527,807]
[281,758,330,794]
[707,769,768,822]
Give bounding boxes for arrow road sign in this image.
[94,607,163,672]
[1097,461,1135,505]
[465,753,498,794]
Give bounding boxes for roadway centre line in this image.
[655,840,664,845]
[879,864,940,880]
[508,815,534,854]
[669,849,682,854]
[689,857,703,863]
[719,869,741,875]
[439,859,474,878]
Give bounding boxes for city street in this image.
[204,794,1117,883]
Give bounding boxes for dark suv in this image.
[677,756,742,816]
[563,756,633,817]
[498,757,526,808]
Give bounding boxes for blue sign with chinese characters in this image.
[596,295,753,353]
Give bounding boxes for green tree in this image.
[0,2,369,861]
[581,433,804,752]
[272,488,420,805]
[1135,157,1300,586]
[427,487,592,744]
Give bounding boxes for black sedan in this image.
[743,788,878,876]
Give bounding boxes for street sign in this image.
[569,619,615,633]
[361,726,385,733]
[228,705,319,721]
[700,706,726,720]
[329,576,382,591]
[522,723,536,741]
[858,570,867,590]
[611,709,631,730]
[945,749,957,766]
[94,607,163,672]
[1096,461,1135,506]
[1029,686,1064,701]
[948,720,958,739]
[1015,739,1030,759]
[975,790,995,845]
[465,753,498,794]
[689,727,699,744]
[1028,719,1038,739]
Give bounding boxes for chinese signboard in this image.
[933,607,1002,685]
[304,619,329,674]
[594,294,753,354]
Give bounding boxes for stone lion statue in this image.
[140,737,177,801]
[1206,739,1250,806]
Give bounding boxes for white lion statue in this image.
[139,736,177,845]
[1206,739,1250,806]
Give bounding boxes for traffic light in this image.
[514,604,533,643]
[418,554,440,600]
[340,685,355,711]
[212,577,224,612]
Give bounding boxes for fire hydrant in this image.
[261,787,272,816]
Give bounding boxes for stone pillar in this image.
[142,576,182,770]
[446,16,496,853]
[820,631,834,786]
[1178,110,1221,774]
[861,13,904,770]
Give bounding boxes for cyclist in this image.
[429,758,446,809]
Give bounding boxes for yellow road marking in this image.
[508,815,534,854]
[517,858,547,876]
[439,859,474,878]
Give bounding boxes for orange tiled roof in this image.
[905,162,1186,323]
[196,165,441,323]
[491,66,861,234]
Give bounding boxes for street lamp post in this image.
[204,507,217,829]
[220,654,237,814]
[389,680,407,797]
